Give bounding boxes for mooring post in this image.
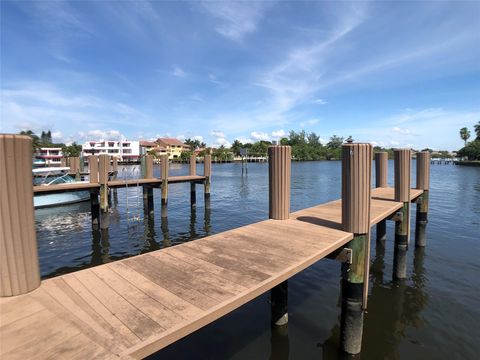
[0,135,41,297]
[111,156,118,196]
[268,145,291,328]
[98,154,110,230]
[415,151,430,247]
[375,152,388,242]
[161,154,169,211]
[143,155,154,216]
[340,142,373,355]
[61,157,67,167]
[204,154,211,209]
[190,154,197,207]
[393,149,412,279]
[88,155,100,229]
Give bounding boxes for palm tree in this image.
[474,121,480,141]
[459,127,470,146]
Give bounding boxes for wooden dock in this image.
[0,187,421,359]
[32,175,207,194]
[1,136,432,358]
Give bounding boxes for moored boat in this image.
[33,167,90,208]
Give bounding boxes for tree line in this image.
[458,122,480,160]
[183,131,398,161]
[19,130,82,157]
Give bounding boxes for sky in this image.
[1,1,479,150]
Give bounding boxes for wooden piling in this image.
[375,152,388,242]
[143,155,154,215]
[204,154,211,207]
[190,154,196,176]
[190,154,197,207]
[268,146,291,327]
[161,155,169,208]
[88,155,99,183]
[61,157,67,167]
[415,151,430,247]
[268,146,291,220]
[340,142,372,355]
[393,149,411,279]
[98,154,109,229]
[0,135,41,296]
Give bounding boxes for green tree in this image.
[474,121,480,141]
[288,130,307,145]
[180,150,193,162]
[62,142,82,157]
[457,140,480,160]
[231,140,243,156]
[184,138,205,151]
[459,127,470,145]
[327,135,344,149]
[307,132,320,145]
[19,130,40,151]
[279,137,289,146]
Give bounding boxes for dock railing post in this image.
[375,152,388,243]
[204,154,211,209]
[268,145,291,327]
[340,142,373,355]
[415,151,430,247]
[143,155,154,216]
[190,154,196,207]
[0,135,41,297]
[161,155,169,214]
[98,154,110,230]
[393,148,411,279]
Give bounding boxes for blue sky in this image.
[1,1,479,150]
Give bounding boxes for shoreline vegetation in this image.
[18,126,480,163]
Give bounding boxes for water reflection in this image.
[361,246,428,359]
[269,326,290,360]
[318,242,429,359]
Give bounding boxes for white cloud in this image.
[200,1,270,41]
[250,131,270,141]
[235,136,252,144]
[172,65,187,77]
[300,118,320,128]
[314,98,327,105]
[0,81,153,136]
[51,131,63,140]
[78,129,124,141]
[210,130,226,138]
[271,129,287,138]
[393,126,411,135]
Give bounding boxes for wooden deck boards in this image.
[0,187,422,359]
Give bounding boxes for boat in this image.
[33,167,90,208]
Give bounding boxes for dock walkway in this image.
[0,187,421,360]
[32,175,207,194]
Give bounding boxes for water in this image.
[35,161,480,359]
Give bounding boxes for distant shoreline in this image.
[455,160,480,167]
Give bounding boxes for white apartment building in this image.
[81,140,140,162]
[36,147,63,165]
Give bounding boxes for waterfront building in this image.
[81,140,140,162]
[156,138,190,159]
[35,147,63,165]
[140,140,168,158]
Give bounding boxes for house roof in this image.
[140,140,157,147]
[156,137,186,146]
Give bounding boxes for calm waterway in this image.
[35,161,480,359]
